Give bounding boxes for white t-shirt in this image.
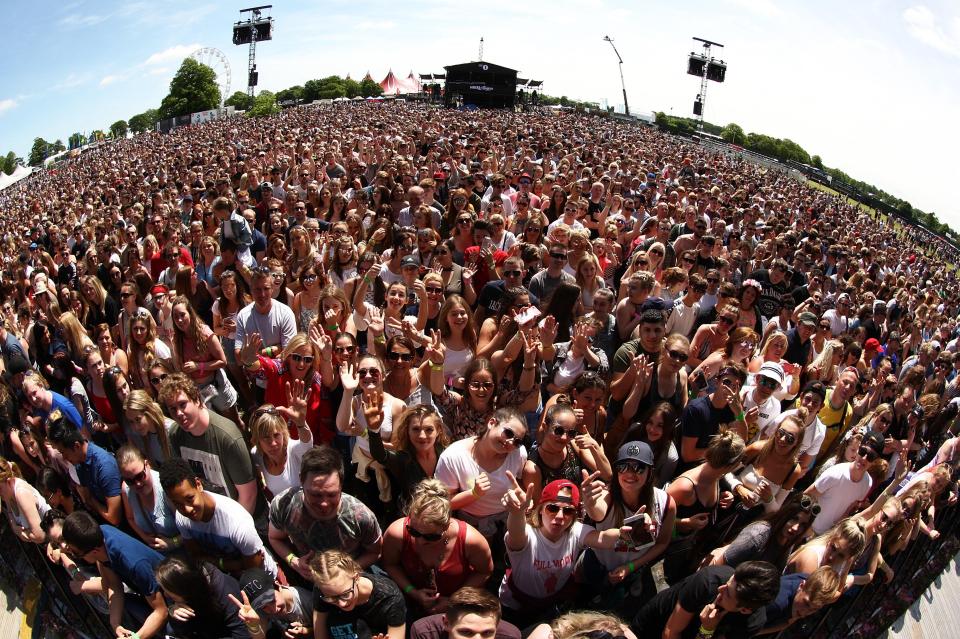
[499,521,593,609]
[764,409,826,463]
[822,309,850,337]
[175,491,278,577]
[740,386,781,443]
[665,298,699,339]
[810,462,873,534]
[253,438,314,498]
[435,438,527,518]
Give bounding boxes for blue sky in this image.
[3,0,959,229]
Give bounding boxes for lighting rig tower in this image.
[602,36,629,116]
[233,5,275,99]
[687,37,727,130]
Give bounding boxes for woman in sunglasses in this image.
[249,385,313,499]
[127,310,171,390]
[82,346,123,440]
[523,404,610,503]
[688,327,758,398]
[581,441,677,606]
[240,330,334,443]
[735,280,764,334]
[116,445,179,552]
[381,479,493,616]
[687,303,741,370]
[311,549,407,639]
[381,335,431,407]
[170,295,240,426]
[499,476,631,628]
[432,241,475,304]
[705,493,819,571]
[291,265,322,332]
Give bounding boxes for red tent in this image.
[379,69,420,95]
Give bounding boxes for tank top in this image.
[672,476,715,528]
[9,478,51,529]
[122,470,178,538]
[400,518,470,597]
[592,488,670,570]
[528,445,583,486]
[636,362,686,416]
[89,388,117,424]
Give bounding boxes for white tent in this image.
[0,165,34,191]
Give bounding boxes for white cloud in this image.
[0,98,16,116]
[903,5,960,57]
[58,13,110,29]
[356,20,395,30]
[143,43,203,67]
[99,74,125,87]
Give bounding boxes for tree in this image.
[68,132,85,149]
[811,155,824,170]
[720,123,745,145]
[246,90,279,118]
[51,140,66,153]
[224,91,253,110]
[360,78,384,98]
[344,78,362,98]
[109,120,128,140]
[158,58,221,120]
[275,85,304,103]
[1,152,18,175]
[28,138,50,166]
[90,130,106,142]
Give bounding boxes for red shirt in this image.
[255,355,334,443]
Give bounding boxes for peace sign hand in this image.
[424,329,446,365]
[502,470,535,514]
[227,590,261,626]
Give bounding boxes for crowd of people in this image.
[0,100,958,639]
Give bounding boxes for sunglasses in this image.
[469,381,495,391]
[683,257,696,264]
[358,367,381,379]
[302,274,318,283]
[776,428,797,445]
[799,494,822,515]
[550,252,567,260]
[123,467,148,484]
[667,349,689,363]
[150,373,169,386]
[425,287,444,295]
[544,503,578,517]
[616,460,648,474]
[120,292,135,299]
[406,525,444,542]
[387,351,414,362]
[858,446,879,462]
[758,376,780,390]
[289,353,315,365]
[457,218,472,225]
[500,427,522,446]
[552,425,578,438]
[334,345,356,354]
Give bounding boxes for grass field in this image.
[805,179,895,227]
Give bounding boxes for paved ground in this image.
[883,552,960,639]
[0,577,25,639]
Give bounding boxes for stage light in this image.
[707,60,726,83]
[687,54,707,77]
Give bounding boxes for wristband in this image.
[374,335,386,344]
[627,561,636,574]
[243,359,259,369]
[326,324,339,331]
[363,276,373,284]
[286,552,296,565]
[736,412,745,422]
[472,482,482,497]
[171,535,181,547]
[403,584,415,594]
[129,633,140,639]
[68,565,80,579]
[430,363,444,371]
[698,627,715,637]
[523,364,537,370]
[218,557,225,570]
[244,624,262,634]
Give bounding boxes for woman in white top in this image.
[0,456,50,543]
[250,380,314,499]
[499,475,630,629]
[582,441,677,605]
[435,407,528,535]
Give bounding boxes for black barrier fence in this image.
[0,517,111,638]
[777,499,960,639]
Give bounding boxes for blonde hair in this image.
[406,478,452,529]
[705,430,745,468]
[249,406,289,448]
[550,611,627,639]
[123,389,171,461]
[115,443,147,469]
[59,311,94,357]
[279,333,320,364]
[309,549,361,585]
[0,457,21,482]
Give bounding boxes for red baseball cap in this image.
[539,479,580,508]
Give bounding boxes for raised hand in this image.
[423,329,446,365]
[277,379,310,426]
[366,306,385,335]
[522,330,539,365]
[239,332,263,366]
[340,362,360,392]
[540,315,558,345]
[580,469,606,508]
[362,390,384,431]
[502,470,534,513]
[227,590,262,627]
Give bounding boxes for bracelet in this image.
[243,359,258,369]
[736,412,746,421]
[430,363,444,371]
[472,482,482,497]
[523,364,537,370]
[363,276,373,284]
[171,535,181,547]
[286,552,296,565]
[218,557,225,570]
[67,565,80,579]
[326,324,339,331]
[403,584,415,594]
[374,335,386,344]
[627,561,636,574]
[698,626,715,637]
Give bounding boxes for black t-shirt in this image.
[633,566,767,639]
[747,269,790,320]
[476,280,539,319]
[678,396,735,472]
[784,328,811,368]
[314,573,406,639]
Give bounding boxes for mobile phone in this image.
[622,512,657,549]
[514,306,541,327]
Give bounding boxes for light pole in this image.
[603,36,629,116]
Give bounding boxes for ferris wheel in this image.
[190,47,231,106]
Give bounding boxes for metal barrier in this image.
[778,501,960,639]
[0,517,111,638]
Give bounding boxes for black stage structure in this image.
[420,62,542,109]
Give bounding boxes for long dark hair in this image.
[623,401,678,469]
[155,554,228,635]
[608,443,656,528]
[727,493,815,567]
[103,366,128,429]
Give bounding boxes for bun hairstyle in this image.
[406,478,452,529]
[705,430,745,468]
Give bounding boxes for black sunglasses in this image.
[405,525,444,542]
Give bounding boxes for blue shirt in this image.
[101,525,164,596]
[41,392,84,430]
[762,573,806,629]
[75,442,122,504]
